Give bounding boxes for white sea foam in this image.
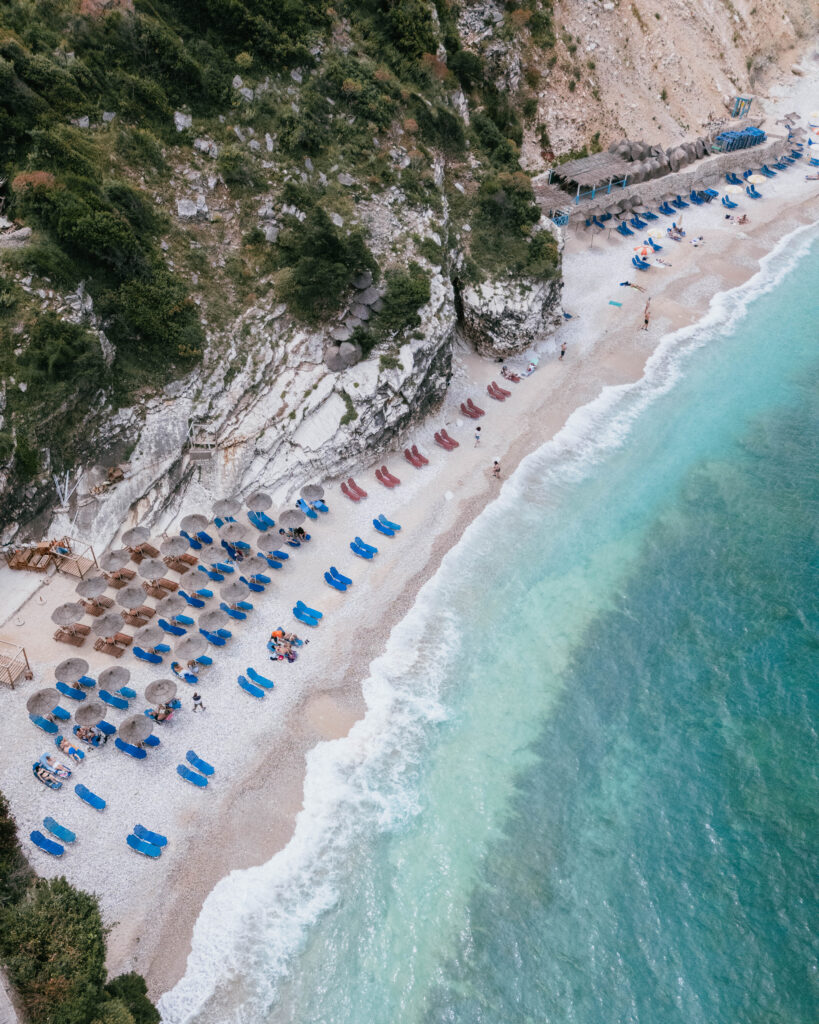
[159,221,818,1024]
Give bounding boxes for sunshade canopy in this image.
[55,658,89,683]
[51,602,85,626]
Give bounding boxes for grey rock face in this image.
[461,275,562,358]
[174,111,192,132]
[338,342,362,367]
[324,346,346,371]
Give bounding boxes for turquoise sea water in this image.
[160,226,819,1024]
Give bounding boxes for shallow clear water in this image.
[160,227,819,1024]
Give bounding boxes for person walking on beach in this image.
[474,425,481,447]
[641,298,651,331]
[492,460,501,479]
[559,341,567,360]
[192,692,206,713]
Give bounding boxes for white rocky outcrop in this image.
[460,275,562,358]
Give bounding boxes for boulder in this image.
[174,111,192,132]
[694,138,706,159]
[337,172,355,186]
[358,286,381,305]
[324,346,346,371]
[339,342,362,367]
[351,303,370,320]
[353,270,373,290]
[176,199,198,219]
[330,326,352,342]
[615,140,632,159]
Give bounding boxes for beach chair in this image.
[350,541,375,560]
[615,222,633,237]
[75,783,106,810]
[629,216,647,229]
[259,554,283,569]
[311,499,329,513]
[73,725,103,747]
[52,706,71,721]
[293,607,320,627]
[247,510,270,532]
[411,445,429,465]
[295,600,322,620]
[688,191,704,205]
[44,817,76,844]
[186,750,216,776]
[238,674,266,697]
[378,514,401,532]
[341,481,360,502]
[646,238,662,252]
[631,255,651,271]
[116,686,137,700]
[177,763,209,786]
[99,690,129,710]
[239,575,264,593]
[196,531,213,544]
[198,566,224,582]
[30,830,64,856]
[199,629,226,646]
[721,196,738,209]
[127,833,162,858]
[330,566,352,586]
[760,165,776,177]
[180,530,203,550]
[375,468,398,488]
[405,447,424,467]
[325,571,347,591]
[249,573,270,586]
[133,646,163,664]
[353,537,377,556]
[158,618,186,636]
[642,210,659,220]
[672,195,689,209]
[56,681,86,702]
[373,519,395,537]
[32,762,62,789]
[97,720,116,737]
[221,603,247,621]
[78,675,97,688]
[746,185,761,199]
[213,561,235,574]
[174,614,195,626]
[115,738,147,760]
[144,734,160,747]
[30,715,59,734]
[296,498,319,520]
[134,824,168,846]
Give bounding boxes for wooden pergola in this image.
[0,639,32,688]
[550,153,632,203]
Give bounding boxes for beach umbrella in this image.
[725,184,743,195]
[119,714,153,745]
[747,174,766,185]
[122,526,151,548]
[54,658,89,683]
[246,491,273,512]
[633,245,651,258]
[200,609,228,632]
[145,679,177,705]
[181,513,209,534]
[92,611,124,638]
[75,702,107,727]
[160,536,189,558]
[137,558,167,582]
[134,624,165,649]
[99,666,130,690]
[155,592,187,617]
[76,576,108,599]
[301,484,324,501]
[100,549,130,572]
[26,688,61,717]
[279,509,305,529]
[117,585,147,611]
[51,602,85,627]
[213,497,241,519]
[647,229,665,240]
[175,635,206,660]
[220,522,247,542]
[221,581,248,605]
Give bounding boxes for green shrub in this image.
[115,127,167,175]
[386,0,438,59]
[373,261,430,335]
[21,314,107,387]
[276,207,377,321]
[104,974,159,1024]
[92,1001,135,1024]
[217,145,257,187]
[448,49,483,89]
[0,791,32,904]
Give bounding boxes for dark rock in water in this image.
[339,342,362,367]
[324,346,346,371]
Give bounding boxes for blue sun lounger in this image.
[73,725,103,747]
[55,736,84,761]
[186,750,216,775]
[52,706,71,721]
[115,738,147,760]
[329,566,352,585]
[377,515,400,532]
[239,575,264,593]
[311,499,329,513]
[199,629,226,646]
[221,603,247,621]
[632,255,651,271]
[97,720,116,737]
[174,614,195,626]
[31,830,64,856]
[746,185,762,199]
[158,618,186,636]
[144,734,160,748]
[44,817,76,844]
[249,573,270,586]
[248,510,270,531]
[354,537,377,556]
[214,561,235,574]
[296,600,322,619]
[100,690,129,710]
[127,834,162,858]
[260,553,283,569]
[293,607,320,627]
[181,530,203,550]
[177,764,209,787]
[246,668,274,690]
[688,191,704,205]
[325,571,347,591]
[198,566,224,582]
[760,165,776,177]
[296,499,319,520]
[673,195,689,209]
[238,674,266,697]
[30,715,58,734]
[179,590,205,608]
[134,824,168,846]
[116,686,137,700]
[350,541,374,559]
[78,675,96,688]
[721,195,738,209]
[615,222,634,237]
[373,519,394,537]
[134,646,163,664]
[32,763,61,789]
[56,681,86,701]
[75,784,105,810]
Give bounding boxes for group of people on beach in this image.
[269,628,305,662]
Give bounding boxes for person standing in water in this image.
[559,341,567,360]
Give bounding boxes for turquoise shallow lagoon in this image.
[161,226,819,1024]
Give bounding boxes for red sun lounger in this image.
[487,383,506,401]
[461,402,480,419]
[435,432,455,450]
[440,429,459,448]
[348,478,368,499]
[375,468,397,488]
[493,381,511,397]
[381,466,401,486]
[411,445,429,465]
[404,448,424,468]
[341,482,360,502]
[466,399,485,417]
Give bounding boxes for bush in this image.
[386,0,438,59]
[372,261,430,335]
[448,50,483,89]
[21,314,107,387]
[104,974,159,1024]
[276,207,377,321]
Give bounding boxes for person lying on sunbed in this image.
[43,755,71,778]
[34,763,59,784]
[501,365,521,382]
[76,725,99,743]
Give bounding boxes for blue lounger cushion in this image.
[56,681,86,701]
[52,706,71,721]
[350,542,374,559]
[354,537,378,555]
[220,603,247,621]
[134,824,168,846]
[44,817,76,843]
[293,607,319,627]
[134,647,163,664]
[177,764,209,787]
[78,675,96,688]
[143,734,160,747]
[181,530,203,550]
[158,618,186,636]
[373,520,394,536]
[248,510,269,531]
[97,720,116,736]
[186,750,216,775]
[312,499,329,513]
[325,572,346,591]
[214,562,235,574]
[180,590,206,607]
[238,674,266,697]
[30,715,59,733]
[115,738,147,759]
[378,515,401,531]
[196,531,213,543]
[246,668,274,690]
[329,566,352,585]
[196,655,213,666]
[73,725,102,747]
[296,499,319,519]
[239,575,264,593]
[261,555,283,569]
[31,830,64,856]
[270,549,289,560]
[199,629,226,646]
[296,601,322,619]
[100,690,129,709]
[75,783,105,810]
[32,763,62,789]
[127,834,162,858]
[117,686,137,699]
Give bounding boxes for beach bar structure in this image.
[549,152,631,204]
[0,638,32,688]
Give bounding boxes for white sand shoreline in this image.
[0,67,817,1010]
